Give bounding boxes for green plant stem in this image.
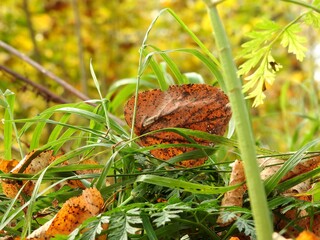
[204,3,273,240]
[281,0,320,13]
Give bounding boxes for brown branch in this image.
[0,64,67,104]
[0,41,126,126]
[0,40,90,101]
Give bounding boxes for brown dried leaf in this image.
[45,188,104,237]
[1,150,54,199]
[283,156,320,181]
[124,84,231,167]
[259,158,284,180]
[217,160,246,226]
[0,159,20,198]
[0,159,19,173]
[275,209,310,238]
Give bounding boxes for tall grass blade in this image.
[265,138,320,195]
[136,174,238,194]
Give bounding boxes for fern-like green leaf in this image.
[76,216,110,240]
[150,203,192,228]
[151,209,182,227]
[235,218,256,237]
[305,11,320,28]
[239,20,280,57]
[280,23,307,61]
[108,211,141,240]
[242,52,281,107]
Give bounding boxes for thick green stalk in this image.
[204,3,273,239]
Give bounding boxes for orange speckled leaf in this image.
[124,84,231,167]
[0,159,19,173]
[1,150,54,199]
[296,231,320,240]
[45,188,104,237]
[11,150,54,174]
[0,159,20,198]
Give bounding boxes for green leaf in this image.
[264,138,320,195]
[108,211,141,240]
[3,93,14,160]
[141,213,158,240]
[136,174,238,194]
[76,216,110,240]
[275,167,320,194]
[239,20,280,57]
[151,208,182,227]
[235,218,256,237]
[280,23,307,61]
[305,11,320,28]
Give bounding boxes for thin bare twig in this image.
[0,64,67,104]
[0,40,90,101]
[0,41,126,126]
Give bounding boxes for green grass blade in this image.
[107,78,157,96]
[265,138,320,195]
[143,48,223,86]
[149,45,186,85]
[55,107,105,123]
[3,94,13,160]
[2,90,23,159]
[96,150,118,190]
[145,52,169,90]
[21,166,49,238]
[141,213,158,240]
[164,9,220,66]
[136,174,238,194]
[109,84,136,112]
[19,102,95,138]
[275,167,320,193]
[51,127,78,154]
[48,113,71,143]
[90,60,110,130]
[30,112,52,150]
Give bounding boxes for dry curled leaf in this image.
[1,150,54,199]
[219,155,320,234]
[0,158,19,173]
[28,188,104,239]
[274,209,310,238]
[217,160,246,226]
[283,156,320,181]
[124,84,231,167]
